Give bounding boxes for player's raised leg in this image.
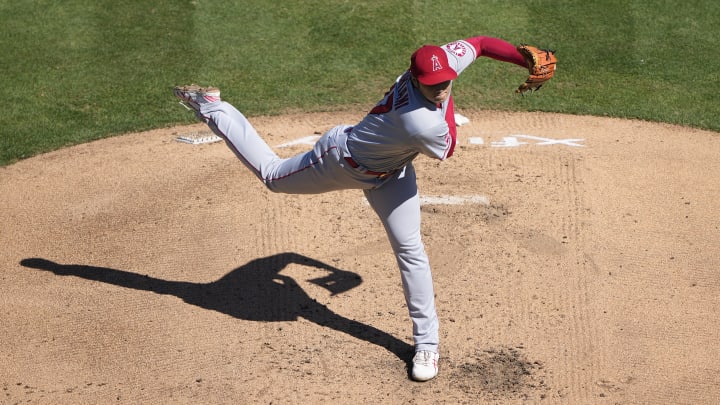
[174,85,366,194]
[174,85,280,181]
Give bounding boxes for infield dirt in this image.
[1,111,718,404]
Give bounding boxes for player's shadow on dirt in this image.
[20,254,414,364]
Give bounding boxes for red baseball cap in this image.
[410,45,458,85]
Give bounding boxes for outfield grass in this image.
[1,0,718,166]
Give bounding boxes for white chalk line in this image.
[420,195,490,206]
[275,136,320,148]
[362,194,490,206]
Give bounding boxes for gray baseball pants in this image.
[197,100,439,353]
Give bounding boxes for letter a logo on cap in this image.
[410,45,458,85]
[431,55,443,72]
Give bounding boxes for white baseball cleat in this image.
[411,350,439,381]
[173,84,221,112]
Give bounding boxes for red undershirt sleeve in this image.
[464,36,527,68]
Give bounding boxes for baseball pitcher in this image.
[174,35,557,381]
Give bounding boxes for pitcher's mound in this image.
[1,111,718,404]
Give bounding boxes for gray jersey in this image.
[346,39,479,173]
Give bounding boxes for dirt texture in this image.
[1,110,719,404]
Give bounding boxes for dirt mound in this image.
[1,111,718,404]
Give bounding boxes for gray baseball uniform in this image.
[194,36,527,353]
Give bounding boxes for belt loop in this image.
[344,156,360,168]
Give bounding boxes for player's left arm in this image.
[462,36,558,93]
[463,36,527,67]
[441,36,527,77]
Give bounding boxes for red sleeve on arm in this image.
[464,36,527,68]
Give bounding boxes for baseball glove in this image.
[516,45,557,94]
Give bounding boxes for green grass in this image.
[1,0,718,166]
